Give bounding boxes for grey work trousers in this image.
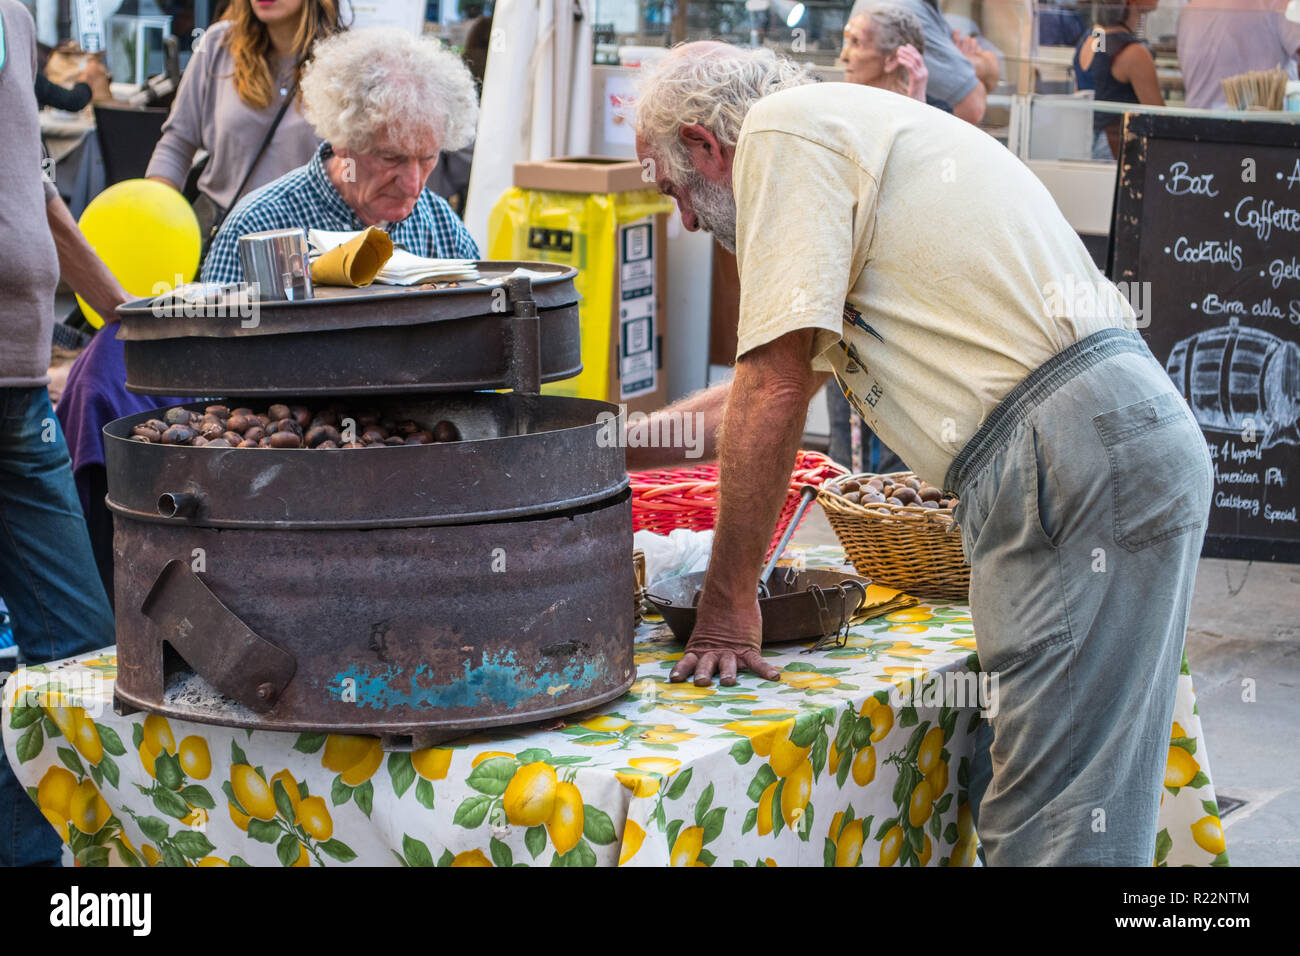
[946,329,1212,866]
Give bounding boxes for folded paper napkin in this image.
[307,229,478,285]
[309,226,394,287]
[852,584,918,623]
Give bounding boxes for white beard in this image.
[684,170,738,254]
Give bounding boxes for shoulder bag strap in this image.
[208,73,300,239]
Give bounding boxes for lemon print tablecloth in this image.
[1,546,1226,867]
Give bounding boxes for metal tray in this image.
[115,261,581,396]
[645,568,875,647]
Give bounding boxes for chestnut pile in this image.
[834,475,958,510]
[129,404,462,450]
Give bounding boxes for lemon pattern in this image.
[2,547,1226,866]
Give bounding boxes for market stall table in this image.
[1,547,1227,867]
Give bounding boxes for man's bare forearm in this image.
[47,194,130,321]
[624,368,831,471]
[701,369,807,608]
[624,382,731,470]
[698,333,828,608]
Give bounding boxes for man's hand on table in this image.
[669,591,779,686]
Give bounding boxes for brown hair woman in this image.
[146,0,344,233]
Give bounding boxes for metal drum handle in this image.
[140,560,297,713]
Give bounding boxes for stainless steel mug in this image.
[237,227,314,302]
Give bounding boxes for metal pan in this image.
[645,567,874,648]
[115,261,582,396]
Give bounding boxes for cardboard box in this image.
[503,157,670,415]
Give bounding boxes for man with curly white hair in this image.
[629,42,1211,867]
[202,27,480,283]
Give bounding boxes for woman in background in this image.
[146,0,343,237]
[1073,0,1163,160]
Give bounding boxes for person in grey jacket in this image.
[0,0,130,867]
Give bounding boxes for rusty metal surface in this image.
[140,560,297,713]
[121,303,582,397]
[113,492,636,738]
[645,568,874,645]
[104,394,627,529]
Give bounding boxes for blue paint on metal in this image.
[329,649,603,711]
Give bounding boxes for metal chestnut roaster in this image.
[106,265,636,748]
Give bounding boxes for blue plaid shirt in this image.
[201,143,479,284]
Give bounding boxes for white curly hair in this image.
[301,27,479,155]
[634,43,815,185]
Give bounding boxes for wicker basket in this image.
[818,471,970,601]
[630,451,844,561]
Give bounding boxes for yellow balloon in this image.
[75,179,201,328]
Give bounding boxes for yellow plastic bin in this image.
[487,157,673,413]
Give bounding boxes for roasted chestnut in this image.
[206,438,232,448]
[432,420,460,443]
[305,425,340,448]
[243,426,266,443]
[225,414,251,434]
[316,440,339,449]
[268,431,302,448]
[160,424,195,445]
[199,421,225,439]
[132,424,161,442]
[237,439,259,448]
[268,404,291,421]
[311,409,339,428]
[163,407,192,426]
[360,427,388,444]
[205,405,231,419]
[396,420,420,436]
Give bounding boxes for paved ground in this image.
[792,509,1300,867]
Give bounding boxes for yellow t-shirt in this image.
[733,82,1135,486]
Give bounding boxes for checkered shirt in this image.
[201,143,479,284]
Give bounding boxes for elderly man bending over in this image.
[630,42,1211,866]
[202,27,479,284]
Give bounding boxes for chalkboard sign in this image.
[1110,113,1300,563]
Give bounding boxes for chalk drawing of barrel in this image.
[1165,320,1300,449]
